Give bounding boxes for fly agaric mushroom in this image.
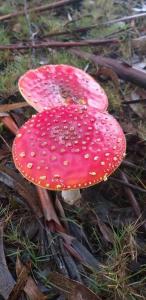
[12,104,126,205]
[18,64,108,112]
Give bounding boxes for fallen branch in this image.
[71,49,146,89]
[0,38,119,51]
[0,0,77,22]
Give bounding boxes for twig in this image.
[122,98,146,104]
[0,0,77,22]
[104,12,146,25]
[110,177,146,193]
[0,134,11,151]
[0,102,28,113]
[0,38,119,51]
[71,49,146,89]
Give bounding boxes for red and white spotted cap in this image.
[18,64,108,112]
[12,105,126,190]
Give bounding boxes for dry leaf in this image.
[49,272,102,300]
[0,114,19,135]
[8,261,30,300]
[16,258,47,300]
[0,221,15,299]
[91,210,114,244]
[0,165,42,217]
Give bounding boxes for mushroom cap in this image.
[18,64,108,112]
[12,105,126,190]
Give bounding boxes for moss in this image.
[12,16,30,39]
[0,26,11,62]
[103,84,122,112]
[49,50,87,69]
[0,55,31,97]
[0,2,12,14]
[38,15,65,35]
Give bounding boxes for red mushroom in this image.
[12,104,126,204]
[18,64,108,112]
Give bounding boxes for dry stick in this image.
[0,102,28,113]
[104,12,146,25]
[71,49,146,89]
[122,99,146,105]
[0,38,119,51]
[0,0,77,22]
[120,171,146,232]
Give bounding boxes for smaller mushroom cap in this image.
[18,64,108,112]
[12,105,126,190]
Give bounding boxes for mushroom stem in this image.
[61,189,81,205]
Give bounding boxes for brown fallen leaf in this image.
[0,221,15,299]
[7,261,30,300]
[60,232,101,269]
[49,272,102,300]
[37,187,65,233]
[16,258,47,300]
[0,114,18,135]
[0,102,28,113]
[70,285,100,300]
[0,165,42,218]
[90,210,114,244]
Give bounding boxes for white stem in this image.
[61,189,81,205]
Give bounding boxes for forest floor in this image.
[0,0,146,299]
